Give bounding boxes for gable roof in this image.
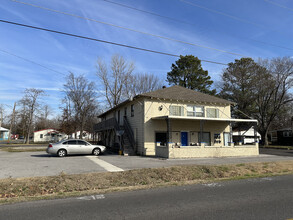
[34,128,58,133]
[98,85,233,117]
[138,85,233,105]
[0,127,9,132]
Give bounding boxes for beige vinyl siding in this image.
[100,98,232,156]
[144,99,170,155]
[109,99,144,155]
[105,112,115,121]
[124,100,144,155]
[143,99,231,155]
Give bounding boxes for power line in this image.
[0,48,66,75]
[102,0,194,26]
[180,0,265,28]
[0,19,228,65]
[10,0,245,57]
[103,0,293,52]
[180,0,293,51]
[264,0,293,12]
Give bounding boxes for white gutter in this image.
[152,116,258,124]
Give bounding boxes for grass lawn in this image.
[0,147,46,152]
[1,160,293,204]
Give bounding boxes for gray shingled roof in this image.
[98,85,233,117]
[138,85,233,105]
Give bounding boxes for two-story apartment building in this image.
[94,85,259,158]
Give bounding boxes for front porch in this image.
[151,116,259,158]
[156,143,259,158]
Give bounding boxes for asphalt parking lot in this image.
[0,148,292,179]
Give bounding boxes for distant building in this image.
[0,127,9,140]
[71,131,92,140]
[34,129,67,143]
[270,128,293,146]
[232,127,261,145]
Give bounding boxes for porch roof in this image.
[152,116,258,123]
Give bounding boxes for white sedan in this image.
[46,139,106,157]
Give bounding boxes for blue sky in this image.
[1,0,293,116]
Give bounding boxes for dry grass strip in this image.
[0,147,46,152]
[1,161,293,204]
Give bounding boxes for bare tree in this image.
[59,96,77,136]
[19,88,45,144]
[16,102,29,139]
[219,57,293,146]
[254,57,293,145]
[62,72,97,139]
[0,104,4,128]
[84,105,101,140]
[270,102,293,130]
[124,72,164,99]
[35,105,53,130]
[96,54,134,108]
[8,102,16,142]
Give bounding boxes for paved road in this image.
[0,149,293,179]
[1,175,293,220]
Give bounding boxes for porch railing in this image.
[94,118,119,132]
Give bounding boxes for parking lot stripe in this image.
[86,156,124,172]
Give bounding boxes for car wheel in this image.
[93,148,101,156]
[57,149,67,157]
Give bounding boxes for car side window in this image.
[62,141,68,145]
[78,140,87,145]
[67,140,77,145]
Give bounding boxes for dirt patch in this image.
[1,161,293,204]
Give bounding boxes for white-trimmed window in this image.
[40,134,43,139]
[187,105,204,117]
[169,106,184,116]
[283,131,292,137]
[206,108,219,118]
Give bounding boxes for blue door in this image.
[181,132,188,146]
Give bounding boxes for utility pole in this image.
[8,102,16,142]
[0,105,3,128]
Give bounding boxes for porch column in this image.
[253,123,257,144]
[165,117,172,144]
[229,122,233,145]
[200,120,204,144]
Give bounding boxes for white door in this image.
[224,133,230,146]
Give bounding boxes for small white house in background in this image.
[71,131,92,140]
[0,127,9,140]
[233,127,261,144]
[34,129,67,143]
